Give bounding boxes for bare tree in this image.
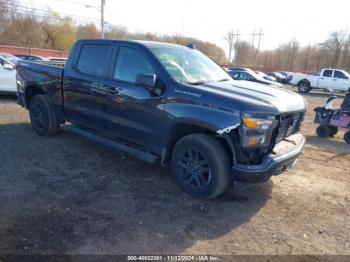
[320,30,348,68]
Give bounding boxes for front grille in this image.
[275,111,305,143]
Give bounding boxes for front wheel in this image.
[298,80,311,93]
[171,134,231,199]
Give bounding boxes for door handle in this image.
[333,79,337,81]
[91,87,106,94]
[91,82,104,88]
[320,77,325,79]
[65,78,74,85]
[107,87,119,95]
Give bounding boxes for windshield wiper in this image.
[185,81,207,85]
[217,78,230,82]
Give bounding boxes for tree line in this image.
[2,0,349,73]
[0,0,228,64]
[227,30,350,73]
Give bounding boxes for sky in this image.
[21,0,350,56]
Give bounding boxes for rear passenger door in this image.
[63,43,113,131]
[318,69,334,89]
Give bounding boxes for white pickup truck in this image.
[290,68,350,93]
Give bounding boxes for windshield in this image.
[151,47,230,84]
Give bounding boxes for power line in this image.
[51,0,99,8]
[2,2,101,23]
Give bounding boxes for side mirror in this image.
[136,73,156,88]
[3,64,14,70]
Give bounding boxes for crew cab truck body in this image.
[290,68,350,93]
[17,39,306,199]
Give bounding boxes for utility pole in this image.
[231,29,241,65]
[225,29,241,64]
[101,0,105,38]
[250,29,256,66]
[226,31,234,63]
[255,28,264,66]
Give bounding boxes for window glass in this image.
[76,44,110,77]
[323,70,333,77]
[334,70,348,79]
[243,72,252,80]
[114,47,155,83]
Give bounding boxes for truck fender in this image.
[160,103,241,165]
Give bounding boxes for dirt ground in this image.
[0,86,349,256]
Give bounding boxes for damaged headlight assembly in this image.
[240,113,277,147]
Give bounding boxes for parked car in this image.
[0,53,22,65]
[255,71,277,82]
[278,71,294,83]
[228,69,283,88]
[290,68,350,93]
[267,72,287,83]
[0,57,16,94]
[17,39,306,199]
[228,67,250,71]
[14,54,46,61]
[48,57,67,62]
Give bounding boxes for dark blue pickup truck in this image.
[16,39,306,199]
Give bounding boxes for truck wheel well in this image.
[25,86,44,107]
[297,79,310,86]
[163,124,234,166]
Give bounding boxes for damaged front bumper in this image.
[232,133,305,183]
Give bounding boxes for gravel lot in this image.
[0,87,349,256]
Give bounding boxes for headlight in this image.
[242,114,276,129]
[240,114,277,148]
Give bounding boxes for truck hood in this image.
[193,80,306,114]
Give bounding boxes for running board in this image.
[60,124,158,163]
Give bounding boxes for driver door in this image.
[318,69,334,89]
[103,46,164,153]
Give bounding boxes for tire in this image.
[29,95,60,136]
[298,80,311,93]
[329,126,339,136]
[344,131,350,144]
[171,134,231,199]
[316,125,331,138]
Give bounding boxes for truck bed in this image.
[16,60,65,120]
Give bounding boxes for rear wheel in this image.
[171,134,231,199]
[298,80,311,93]
[344,131,350,144]
[316,125,331,138]
[29,95,60,136]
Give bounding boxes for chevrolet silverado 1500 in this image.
[17,39,306,199]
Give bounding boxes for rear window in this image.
[76,44,111,77]
[323,70,333,77]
